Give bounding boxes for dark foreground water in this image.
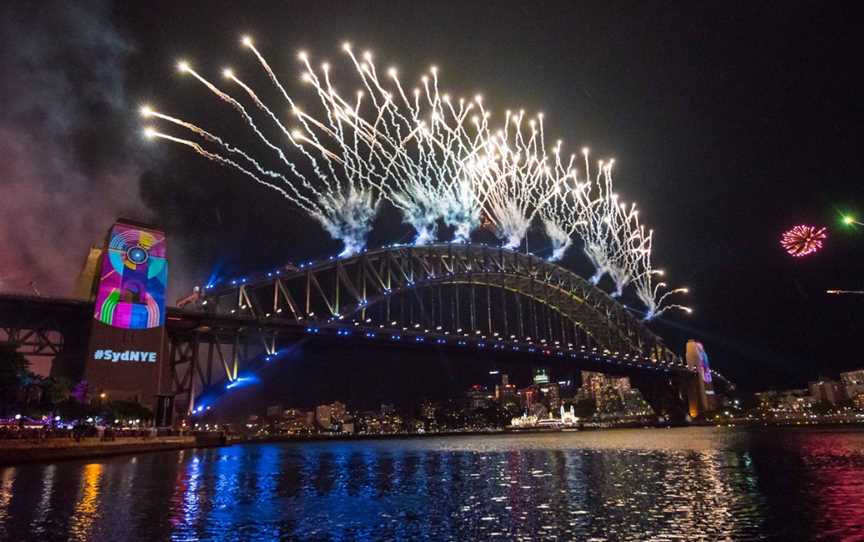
[1,427,863,541]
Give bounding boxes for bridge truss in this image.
[202,244,682,366]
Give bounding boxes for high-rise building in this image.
[808,379,842,405]
[539,383,561,412]
[840,369,864,386]
[467,385,492,409]
[315,404,333,429]
[580,371,632,414]
[420,401,436,420]
[533,368,550,385]
[330,401,347,424]
[840,369,864,401]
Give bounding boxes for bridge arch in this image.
[204,243,681,365]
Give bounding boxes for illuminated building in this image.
[840,369,864,401]
[581,371,627,413]
[467,385,493,409]
[539,383,561,412]
[330,401,347,424]
[840,369,864,385]
[808,379,842,405]
[420,401,436,420]
[313,401,349,431]
[501,384,517,399]
[533,368,550,385]
[315,404,333,430]
[755,389,814,418]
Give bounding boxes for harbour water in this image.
[1,426,862,541]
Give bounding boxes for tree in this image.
[573,397,596,419]
[40,376,71,410]
[102,400,153,422]
[0,342,30,416]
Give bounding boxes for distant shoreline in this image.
[2,422,862,465]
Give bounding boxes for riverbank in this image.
[0,434,230,465]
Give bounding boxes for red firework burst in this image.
[781,225,827,257]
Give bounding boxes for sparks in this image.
[144,37,690,319]
[781,224,827,257]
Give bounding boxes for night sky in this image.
[2,1,863,392]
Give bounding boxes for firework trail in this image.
[329,47,490,244]
[605,199,650,297]
[632,231,691,320]
[570,152,620,284]
[474,111,565,249]
[143,36,693,321]
[537,147,588,261]
[143,47,385,256]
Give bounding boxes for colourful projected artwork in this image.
[93,223,167,329]
[695,342,713,384]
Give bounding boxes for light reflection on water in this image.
[0,427,863,541]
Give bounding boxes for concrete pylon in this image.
[684,340,715,418]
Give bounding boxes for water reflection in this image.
[68,463,103,541]
[0,427,862,540]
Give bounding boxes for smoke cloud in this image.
[0,2,150,297]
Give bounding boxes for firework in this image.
[144,36,692,320]
[632,233,692,321]
[781,224,827,257]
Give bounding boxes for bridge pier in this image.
[629,373,694,425]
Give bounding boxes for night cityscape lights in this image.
[780,224,827,257]
[142,36,690,320]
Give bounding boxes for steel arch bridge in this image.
[202,243,683,368]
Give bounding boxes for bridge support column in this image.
[629,373,691,425]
